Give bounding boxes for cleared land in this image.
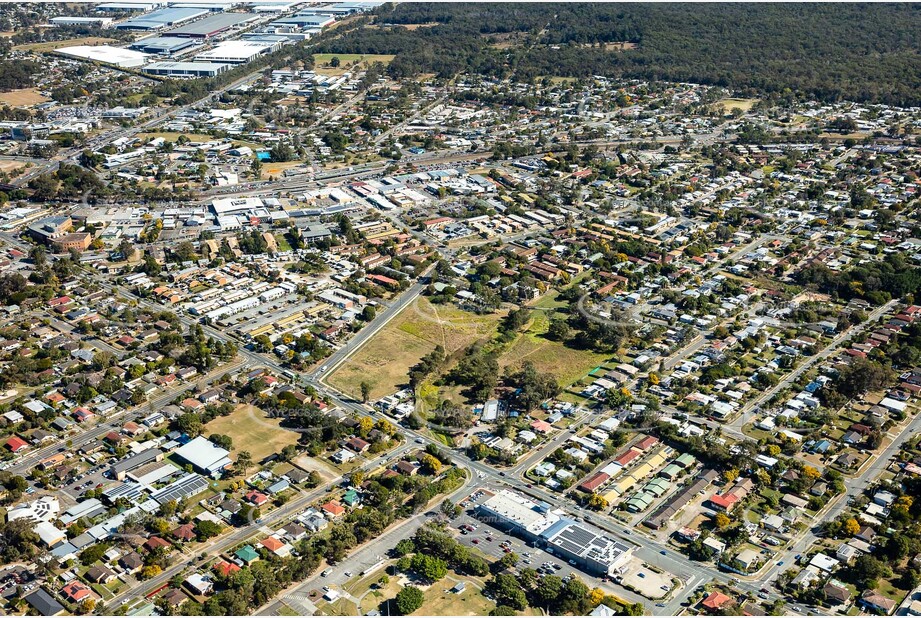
[0,161,27,174]
[715,97,758,113]
[15,37,116,52]
[0,88,49,106]
[356,571,494,616]
[327,296,504,400]
[313,53,395,76]
[137,132,215,143]
[203,403,299,462]
[260,160,304,179]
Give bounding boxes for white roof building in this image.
[194,40,272,64]
[7,496,60,523]
[56,45,149,68]
[174,436,232,475]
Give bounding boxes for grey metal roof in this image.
[163,11,257,36]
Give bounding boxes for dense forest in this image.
[318,3,921,105]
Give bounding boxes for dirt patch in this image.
[260,160,305,179]
[0,161,27,174]
[0,88,49,107]
[292,454,338,485]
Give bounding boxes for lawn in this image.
[316,597,359,616]
[360,575,495,616]
[327,297,504,400]
[276,604,300,616]
[313,53,395,76]
[203,404,299,462]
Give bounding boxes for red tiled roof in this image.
[5,436,27,452]
[702,592,733,611]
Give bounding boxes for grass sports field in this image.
[203,404,299,462]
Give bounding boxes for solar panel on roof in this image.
[150,473,209,504]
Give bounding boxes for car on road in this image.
[321,569,332,577]
[415,438,424,443]
[499,471,506,476]
[660,550,667,555]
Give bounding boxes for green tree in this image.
[236,451,253,477]
[395,585,424,614]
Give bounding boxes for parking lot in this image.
[61,455,114,500]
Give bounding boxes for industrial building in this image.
[173,436,232,475]
[149,472,210,504]
[270,13,335,29]
[477,489,633,576]
[194,40,274,63]
[116,7,210,31]
[97,1,164,11]
[130,36,199,55]
[143,61,230,77]
[50,16,114,28]
[56,45,150,68]
[163,12,259,38]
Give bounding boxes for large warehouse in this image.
[143,61,230,78]
[130,36,199,55]
[162,11,259,38]
[50,16,114,28]
[173,436,232,476]
[477,489,634,576]
[116,7,209,31]
[270,13,335,29]
[194,40,274,63]
[56,45,149,68]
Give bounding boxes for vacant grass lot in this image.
[358,574,494,616]
[204,404,299,462]
[0,88,49,106]
[498,309,612,389]
[313,53,395,76]
[327,297,504,400]
[15,37,116,52]
[715,97,758,113]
